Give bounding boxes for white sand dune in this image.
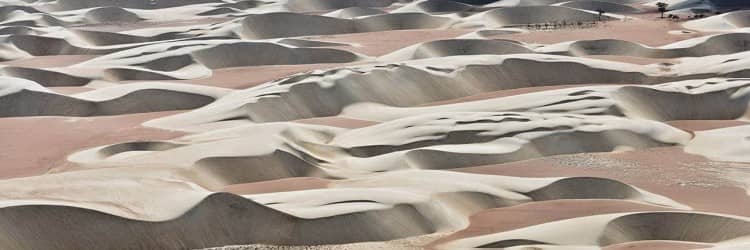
[557,0,641,14]
[71,112,689,181]
[284,0,395,12]
[478,5,616,27]
[0,166,686,249]
[379,39,533,61]
[60,40,364,81]
[0,66,91,87]
[83,7,144,23]
[2,1,750,249]
[324,7,388,18]
[41,0,224,11]
[392,0,479,14]
[384,32,750,60]
[0,193,436,249]
[0,79,228,117]
[684,10,750,31]
[685,125,750,163]
[145,54,750,130]
[239,12,454,39]
[441,211,750,249]
[337,78,750,122]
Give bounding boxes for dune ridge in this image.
[2,0,750,249]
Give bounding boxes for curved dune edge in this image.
[71,112,691,176]
[2,1,750,249]
[380,32,750,61]
[684,10,750,32]
[145,65,750,131]
[439,211,750,249]
[0,168,688,249]
[685,125,750,163]
[0,79,229,117]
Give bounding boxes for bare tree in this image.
[596,9,605,21]
[656,2,669,18]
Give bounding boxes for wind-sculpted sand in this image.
[2,0,750,249]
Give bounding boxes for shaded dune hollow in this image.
[483,6,615,27]
[559,33,750,58]
[386,33,750,60]
[192,150,327,186]
[413,0,479,13]
[475,212,750,248]
[404,129,675,170]
[83,6,143,24]
[613,80,750,121]
[83,42,363,81]
[189,42,361,69]
[0,67,91,87]
[45,0,223,10]
[558,0,641,14]
[6,35,116,57]
[385,39,534,60]
[286,0,395,12]
[238,12,452,39]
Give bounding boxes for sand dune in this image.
[544,32,750,58]
[3,0,750,249]
[441,212,750,249]
[380,39,533,61]
[480,6,615,27]
[147,54,750,130]
[84,7,143,23]
[384,32,750,60]
[0,66,91,87]
[324,7,388,18]
[146,55,664,128]
[44,0,223,11]
[0,168,686,249]
[45,40,365,82]
[0,193,434,250]
[285,0,395,12]
[684,10,750,31]
[685,125,750,163]
[239,12,453,39]
[557,0,641,13]
[392,0,479,14]
[0,79,227,117]
[73,112,689,181]
[336,78,750,122]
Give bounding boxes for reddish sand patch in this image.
[454,147,750,217]
[306,29,475,56]
[667,120,750,133]
[49,86,95,95]
[497,17,709,46]
[221,177,329,194]
[604,241,712,250]
[432,147,750,248]
[0,55,98,68]
[177,63,357,89]
[428,200,675,249]
[294,116,378,129]
[585,55,679,65]
[0,111,184,180]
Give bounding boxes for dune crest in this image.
[1,0,750,249]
